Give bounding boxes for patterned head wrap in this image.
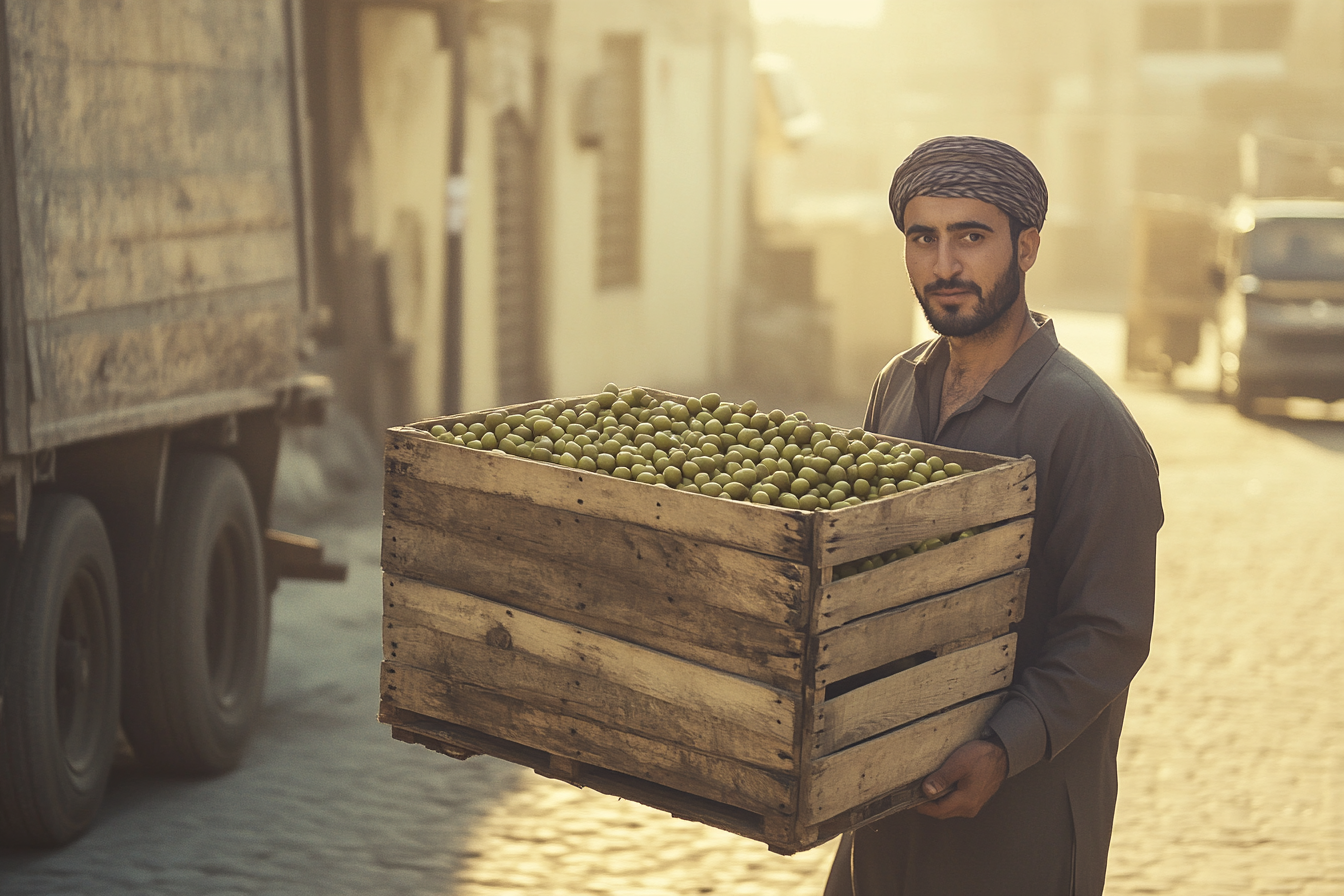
[888,135,1048,233]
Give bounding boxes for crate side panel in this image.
[817,519,1033,633]
[818,460,1035,567]
[812,635,1015,756]
[383,575,799,769]
[382,705,799,851]
[382,489,807,690]
[802,692,1007,826]
[385,428,810,561]
[815,570,1027,687]
[381,662,796,817]
[812,780,926,844]
[383,472,807,626]
[384,618,798,773]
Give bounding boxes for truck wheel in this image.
[1235,387,1259,418]
[1222,370,1260,417]
[0,494,121,847]
[1123,318,1151,377]
[121,454,269,775]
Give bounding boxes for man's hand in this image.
[916,738,1009,819]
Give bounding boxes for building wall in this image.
[354,8,451,421]
[460,29,500,413]
[535,0,755,398]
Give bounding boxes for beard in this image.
[914,246,1022,338]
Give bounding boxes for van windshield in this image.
[1245,217,1344,280]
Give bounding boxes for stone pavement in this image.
[1103,377,1344,890]
[1056,312,1344,895]
[1,310,1341,895]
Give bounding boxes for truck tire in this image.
[0,494,121,847]
[121,453,269,775]
[1235,386,1259,418]
[1221,371,1260,418]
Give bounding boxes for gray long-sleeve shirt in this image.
[833,315,1164,894]
[864,315,1163,780]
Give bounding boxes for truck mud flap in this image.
[264,529,348,589]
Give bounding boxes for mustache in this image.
[922,278,983,297]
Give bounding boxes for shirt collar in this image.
[898,311,1060,405]
[983,312,1059,403]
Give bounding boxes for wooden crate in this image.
[379,390,1035,854]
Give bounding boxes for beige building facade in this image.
[467,0,757,409]
[300,0,757,433]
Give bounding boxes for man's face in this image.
[902,195,1037,338]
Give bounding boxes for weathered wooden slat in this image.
[30,279,297,337]
[38,164,298,317]
[42,228,298,319]
[816,518,1033,633]
[386,622,797,773]
[815,570,1027,687]
[381,504,808,690]
[8,0,284,70]
[385,427,811,561]
[42,170,295,246]
[25,298,298,429]
[803,693,1007,826]
[14,60,290,177]
[811,779,926,845]
[382,662,796,818]
[383,704,792,850]
[383,517,807,690]
[25,385,280,452]
[384,576,798,770]
[383,470,806,623]
[816,459,1036,567]
[812,635,1015,756]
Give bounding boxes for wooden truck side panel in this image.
[2,0,305,452]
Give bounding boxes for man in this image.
[823,136,1163,896]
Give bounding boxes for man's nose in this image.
[932,240,961,281]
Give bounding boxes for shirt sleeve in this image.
[862,368,886,432]
[989,415,1163,776]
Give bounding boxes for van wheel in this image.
[121,454,269,775]
[0,494,121,847]
[1230,378,1260,417]
[1234,390,1257,417]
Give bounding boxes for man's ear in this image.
[1017,227,1041,273]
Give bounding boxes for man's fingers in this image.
[915,739,1009,819]
[922,780,954,801]
[921,747,976,798]
[917,789,974,819]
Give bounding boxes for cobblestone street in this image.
[1,310,1341,895]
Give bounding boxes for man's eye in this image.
[965,232,984,242]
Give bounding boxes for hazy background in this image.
[299,0,1344,437]
[751,0,1344,314]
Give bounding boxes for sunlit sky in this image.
[750,0,885,28]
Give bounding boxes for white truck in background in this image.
[1127,133,1344,415]
[1212,134,1344,414]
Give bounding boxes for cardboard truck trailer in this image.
[0,1,344,846]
